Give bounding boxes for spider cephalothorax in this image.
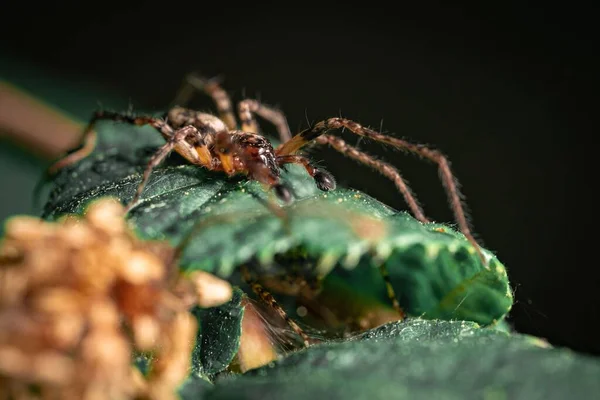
[214,131,279,178]
[213,129,298,202]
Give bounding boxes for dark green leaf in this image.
[204,319,600,400]
[178,375,214,400]
[191,288,246,377]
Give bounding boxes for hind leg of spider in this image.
[276,155,336,192]
[238,99,292,142]
[171,73,237,130]
[47,110,170,175]
[240,266,311,348]
[277,117,485,265]
[125,125,200,212]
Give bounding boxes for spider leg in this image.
[238,99,292,142]
[313,135,428,223]
[172,73,237,130]
[240,265,311,348]
[276,154,336,192]
[47,111,170,175]
[277,117,485,264]
[125,125,198,212]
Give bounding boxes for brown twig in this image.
[0,81,83,159]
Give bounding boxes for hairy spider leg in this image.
[172,74,292,142]
[172,73,238,130]
[276,125,427,224]
[238,99,292,142]
[173,72,292,142]
[45,110,220,210]
[276,155,336,192]
[316,135,427,222]
[240,265,312,348]
[277,117,485,265]
[35,112,160,208]
[126,125,201,212]
[46,111,163,175]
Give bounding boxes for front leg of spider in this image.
[125,125,200,212]
[277,117,486,265]
[276,155,336,192]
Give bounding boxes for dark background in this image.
[1,3,596,354]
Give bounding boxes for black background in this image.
[1,3,596,354]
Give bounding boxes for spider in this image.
[48,75,335,209]
[48,73,486,347]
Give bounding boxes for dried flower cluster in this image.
[0,198,232,400]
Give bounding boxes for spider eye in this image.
[220,148,229,154]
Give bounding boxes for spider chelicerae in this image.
[49,73,486,347]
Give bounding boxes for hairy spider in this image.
[48,75,335,210]
[48,73,486,347]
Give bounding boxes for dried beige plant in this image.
[0,198,232,400]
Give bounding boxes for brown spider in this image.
[48,75,336,208]
[49,73,482,264]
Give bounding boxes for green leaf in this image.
[204,319,600,400]
[324,231,513,325]
[42,119,512,325]
[178,375,214,400]
[191,288,246,377]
